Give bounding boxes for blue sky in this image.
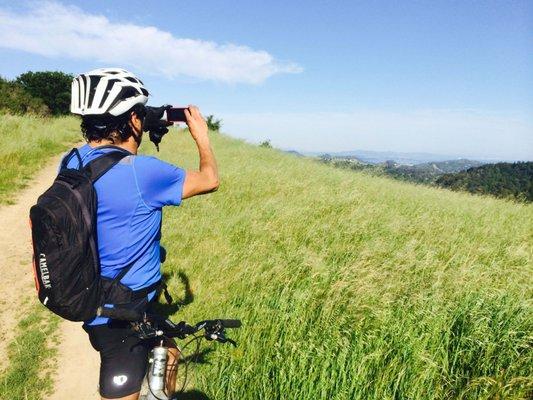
[0,0,531,160]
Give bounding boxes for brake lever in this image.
[133,321,162,340]
[206,332,238,347]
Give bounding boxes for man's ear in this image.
[130,111,139,124]
[129,111,143,132]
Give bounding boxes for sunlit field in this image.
[145,130,533,399]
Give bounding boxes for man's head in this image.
[79,103,146,145]
[70,68,149,146]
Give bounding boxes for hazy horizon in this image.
[290,147,528,163]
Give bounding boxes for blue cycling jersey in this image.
[62,144,186,325]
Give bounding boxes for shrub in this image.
[0,77,50,116]
[259,139,272,148]
[16,71,73,115]
[206,114,222,131]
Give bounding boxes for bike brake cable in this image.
[177,334,203,393]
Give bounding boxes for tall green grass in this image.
[0,113,80,204]
[0,305,60,400]
[144,131,533,400]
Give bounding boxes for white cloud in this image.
[220,109,533,161]
[0,1,301,84]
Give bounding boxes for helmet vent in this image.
[80,75,88,111]
[98,79,120,109]
[121,87,139,99]
[88,76,102,109]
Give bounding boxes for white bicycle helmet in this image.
[70,68,149,117]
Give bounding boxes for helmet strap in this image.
[132,130,142,146]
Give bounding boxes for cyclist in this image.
[64,68,219,400]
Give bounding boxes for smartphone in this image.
[166,107,188,122]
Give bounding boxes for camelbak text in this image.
[39,253,51,289]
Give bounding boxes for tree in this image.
[16,71,73,115]
[206,115,222,131]
[0,77,49,115]
[259,140,272,148]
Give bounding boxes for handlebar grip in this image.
[97,306,143,322]
[220,319,242,328]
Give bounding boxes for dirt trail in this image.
[0,153,99,399]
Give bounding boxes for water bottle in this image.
[147,345,168,400]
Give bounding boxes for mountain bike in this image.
[97,306,241,400]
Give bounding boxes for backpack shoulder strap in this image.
[83,150,131,183]
[112,262,135,284]
[60,148,83,170]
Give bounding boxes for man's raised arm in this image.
[182,105,219,199]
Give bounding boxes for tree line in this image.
[435,162,533,202]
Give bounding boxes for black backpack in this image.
[29,147,160,321]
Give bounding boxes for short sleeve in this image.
[134,156,186,209]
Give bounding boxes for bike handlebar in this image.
[96,307,241,342]
[216,319,241,329]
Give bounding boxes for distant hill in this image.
[320,156,532,201]
[436,162,533,202]
[284,150,304,157]
[382,159,485,184]
[319,156,484,184]
[333,150,463,165]
[306,149,498,165]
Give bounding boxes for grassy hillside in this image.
[0,113,80,204]
[146,131,532,400]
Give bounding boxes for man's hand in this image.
[182,105,219,199]
[184,106,209,143]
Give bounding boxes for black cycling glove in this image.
[144,105,173,151]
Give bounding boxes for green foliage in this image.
[0,77,50,115]
[436,162,533,202]
[16,71,73,115]
[0,305,60,400]
[259,139,272,148]
[0,114,80,204]
[141,133,533,399]
[206,114,223,131]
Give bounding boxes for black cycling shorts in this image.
[84,321,155,398]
